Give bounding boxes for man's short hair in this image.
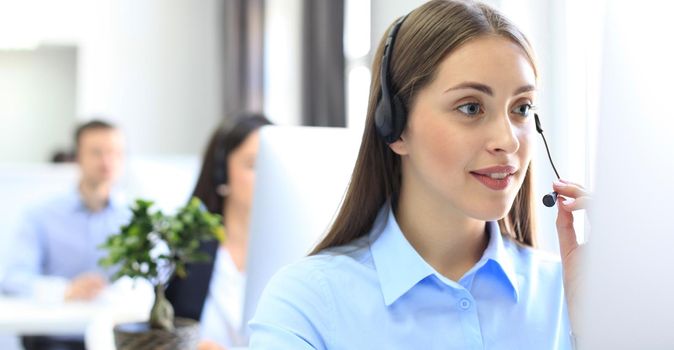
[74,119,116,153]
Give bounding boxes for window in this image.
[344,0,372,132]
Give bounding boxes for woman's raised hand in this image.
[553,179,592,330]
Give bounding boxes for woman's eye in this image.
[512,103,533,117]
[457,103,483,116]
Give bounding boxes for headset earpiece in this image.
[374,15,408,144]
[213,129,228,191]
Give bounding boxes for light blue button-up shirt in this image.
[1,188,130,296]
[250,204,571,349]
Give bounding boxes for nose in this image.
[486,113,520,154]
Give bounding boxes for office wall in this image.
[0,0,224,157]
[76,0,224,155]
[370,0,426,53]
[0,46,77,162]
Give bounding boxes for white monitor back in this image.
[579,2,674,348]
[242,126,361,332]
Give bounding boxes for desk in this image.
[0,297,104,335]
[0,278,153,350]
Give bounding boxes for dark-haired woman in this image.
[165,113,271,350]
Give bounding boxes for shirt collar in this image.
[68,186,126,213]
[369,204,435,306]
[480,220,520,301]
[369,204,520,306]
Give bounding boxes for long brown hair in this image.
[312,0,539,254]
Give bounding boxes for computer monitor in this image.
[242,126,362,335]
[578,1,674,348]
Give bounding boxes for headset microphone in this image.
[534,113,561,207]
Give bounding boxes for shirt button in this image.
[459,298,471,310]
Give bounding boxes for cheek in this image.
[85,156,102,170]
[515,127,534,159]
[229,166,255,190]
[243,170,255,190]
[419,123,473,175]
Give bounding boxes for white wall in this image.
[0,0,224,157]
[76,0,224,155]
[263,0,303,126]
[370,0,427,54]
[0,46,77,162]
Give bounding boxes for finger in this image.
[559,196,591,212]
[78,280,97,289]
[89,278,106,288]
[81,276,105,288]
[553,181,590,199]
[556,196,579,261]
[560,178,585,189]
[197,340,223,350]
[90,284,105,294]
[67,289,85,301]
[75,272,94,281]
[81,290,94,300]
[77,272,103,283]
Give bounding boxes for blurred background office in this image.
[0,0,624,348]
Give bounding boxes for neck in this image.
[79,180,111,212]
[396,183,488,282]
[222,200,250,272]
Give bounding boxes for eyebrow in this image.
[444,82,536,96]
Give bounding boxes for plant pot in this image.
[113,317,200,350]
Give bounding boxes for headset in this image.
[534,113,562,207]
[374,15,409,144]
[374,15,562,207]
[213,127,229,190]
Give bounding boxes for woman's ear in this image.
[388,137,408,156]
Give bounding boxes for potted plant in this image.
[99,197,225,350]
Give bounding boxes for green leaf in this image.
[98,196,224,325]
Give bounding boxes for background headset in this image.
[213,127,229,190]
[374,15,562,207]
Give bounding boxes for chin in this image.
[466,202,512,222]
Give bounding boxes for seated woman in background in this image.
[165,113,272,350]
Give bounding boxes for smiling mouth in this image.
[469,171,515,191]
[480,172,511,180]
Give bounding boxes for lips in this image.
[470,165,517,176]
[470,165,517,191]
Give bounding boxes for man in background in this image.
[2,120,129,350]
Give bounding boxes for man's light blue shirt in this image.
[250,204,571,349]
[1,188,130,296]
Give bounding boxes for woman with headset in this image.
[249,1,590,349]
[165,113,271,350]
